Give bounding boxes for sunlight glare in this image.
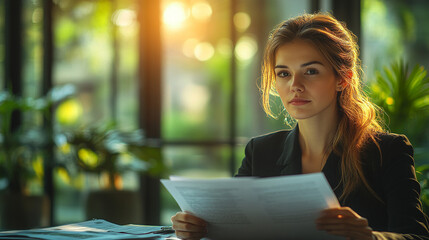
[235,36,257,61]
[180,84,210,113]
[194,42,215,61]
[112,9,136,27]
[182,38,199,58]
[191,1,212,21]
[163,2,188,30]
[234,12,251,32]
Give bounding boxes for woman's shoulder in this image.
[373,132,413,154]
[374,131,411,142]
[363,131,414,168]
[250,130,292,145]
[244,130,293,154]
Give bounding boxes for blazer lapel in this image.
[276,127,302,175]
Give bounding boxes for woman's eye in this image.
[305,69,319,75]
[276,71,290,78]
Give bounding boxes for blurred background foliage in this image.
[368,60,429,212]
[1,0,429,227]
[362,0,429,212]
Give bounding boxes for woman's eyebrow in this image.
[274,61,324,69]
[274,65,288,69]
[301,61,324,67]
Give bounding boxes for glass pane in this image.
[53,0,113,127]
[23,0,43,100]
[115,1,139,130]
[14,0,45,196]
[52,0,140,225]
[21,0,43,140]
[160,145,231,225]
[52,0,114,225]
[161,0,231,141]
[54,169,141,225]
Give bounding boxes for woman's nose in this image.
[290,75,304,92]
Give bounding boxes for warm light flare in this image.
[163,2,188,30]
[235,36,258,61]
[180,84,210,113]
[112,9,136,27]
[234,12,251,32]
[191,1,212,21]
[182,38,199,58]
[194,42,215,61]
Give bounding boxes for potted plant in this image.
[61,123,164,224]
[0,85,76,230]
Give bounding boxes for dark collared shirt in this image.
[236,127,429,239]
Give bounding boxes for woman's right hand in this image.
[171,211,208,240]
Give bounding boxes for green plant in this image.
[61,123,164,190]
[369,60,429,137]
[0,85,76,194]
[368,59,429,212]
[417,165,429,213]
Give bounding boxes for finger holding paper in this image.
[171,211,208,239]
[316,207,374,240]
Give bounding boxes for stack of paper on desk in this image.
[161,172,342,240]
[0,219,174,240]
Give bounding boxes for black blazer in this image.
[236,127,429,239]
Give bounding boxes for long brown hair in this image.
[261,13,384,201]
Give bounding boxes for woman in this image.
[171,13,429,240]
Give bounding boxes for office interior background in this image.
[1,0,429,229]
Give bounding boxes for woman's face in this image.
[274,39,341,121]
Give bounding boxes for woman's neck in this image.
[297,111,339,158]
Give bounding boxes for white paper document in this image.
[161,173,343,240]
[0,219,171,240]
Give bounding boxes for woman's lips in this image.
[289,98,311,106]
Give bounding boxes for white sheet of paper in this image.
[161,173,344,240]
[0,219,164,240]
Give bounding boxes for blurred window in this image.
[22,0,43,133]
[23,0,43,99]
[52,0,140,225]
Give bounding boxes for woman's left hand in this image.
[316,207,374,240]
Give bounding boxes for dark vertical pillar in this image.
[4,0,23,131]
[137,0,161,225]
[332,0,361,43]
[229,0,237,176]
[310,0,321,13]
[42,0,54,226]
